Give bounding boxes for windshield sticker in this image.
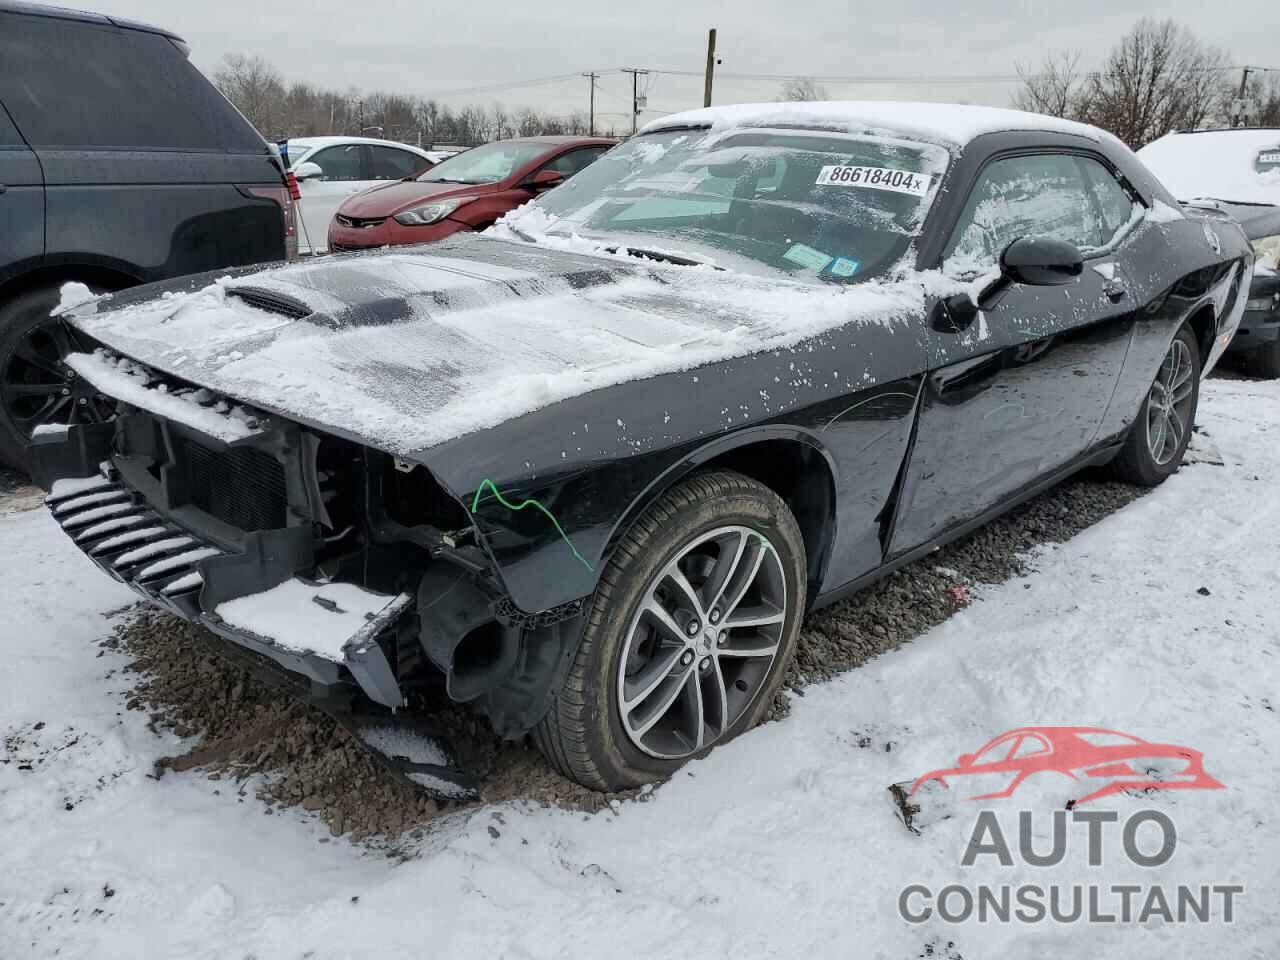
[827,257,860,278]
[783,243,834,271]
[815,165,932,197]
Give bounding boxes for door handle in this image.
[0,184,7,195]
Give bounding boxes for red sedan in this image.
[327,135,615,251]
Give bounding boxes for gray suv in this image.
[0,1,296,471]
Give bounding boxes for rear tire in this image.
[0,284,112,474]
[1239,340,1280,380]
[1111,323,1200,486]
[533,470,807,791]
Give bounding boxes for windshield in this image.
[418,141,547,184]
[526,127,949,282]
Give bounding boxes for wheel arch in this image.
[1186,301,1216,363]
[0,262,142,308]
[602,427,839,605]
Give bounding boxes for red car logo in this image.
[910,727,1225,806]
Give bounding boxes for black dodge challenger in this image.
[34,103,1251,792]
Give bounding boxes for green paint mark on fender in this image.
[469,478,595,573]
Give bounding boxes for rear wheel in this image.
[1111,323,1200,486]
[534,470,806,791]
[0,285,114,473]
[1239,341,1280,380]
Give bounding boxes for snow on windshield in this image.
[510,126,950,283]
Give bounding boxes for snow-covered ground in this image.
[2,379,1278,959]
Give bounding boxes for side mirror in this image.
[292,161,324,181]
[999,236,1084,286]
[957,753,975,767]
[527,169,564,190]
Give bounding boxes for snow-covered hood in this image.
[60,236,922,458]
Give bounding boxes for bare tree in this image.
[1011,51,1084,118]
[212,54,287,135]
[778,78,827,102]
[208,52,615,147]
[1075,19,1232,147]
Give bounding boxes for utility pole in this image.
[622,68,650,135]
[703,28,718,107]
[1234,66,1252,127]
[582,72,598,136]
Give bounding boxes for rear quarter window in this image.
[0,13,262,153]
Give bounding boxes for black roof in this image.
[0,1,182,41]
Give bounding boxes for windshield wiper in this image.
[610,246,722,269]
[424,177,475,184]
[506,222,537,244]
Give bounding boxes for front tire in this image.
[534,470,807,791]
[1111,323,1200,486]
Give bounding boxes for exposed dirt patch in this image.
[106,468,1147,843]
[0,467,42,514]
[115,611,625,841]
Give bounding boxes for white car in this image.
[284,137,437,254]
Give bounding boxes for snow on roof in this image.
[1138,129,1280,206]
[287,136,431,158]
[640,101,1111,149]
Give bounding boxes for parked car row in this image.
[286,135,614,254]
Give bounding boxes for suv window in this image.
[0,14,232,150]
[308,144,364,181]
[368,145,426,180]
[544,146,609,178]
[945,154,1115,272]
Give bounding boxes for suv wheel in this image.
[0,285,114,473]
[1111,323,1200,486]
[534,470,806,791]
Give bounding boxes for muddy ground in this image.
[73,465,1144,844]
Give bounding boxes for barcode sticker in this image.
[815,165,932,197]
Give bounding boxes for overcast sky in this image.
[94,0,1280,132]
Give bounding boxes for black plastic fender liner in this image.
[418,564,591,736]
[418,564,521,703]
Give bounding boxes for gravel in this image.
[100,466,1146,844]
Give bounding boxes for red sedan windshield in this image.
[417,141,549,185]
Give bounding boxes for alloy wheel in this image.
[1145,338,1195,466]
[616,524,788,760]
[0,320,113,440]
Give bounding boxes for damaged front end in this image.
[34,349,590,796]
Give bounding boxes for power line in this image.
[419,62,1280,102]
[426,70,617,99]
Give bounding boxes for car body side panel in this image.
[420,323,929,614]
[1097,214,1251,443]
[40,151,285,280]
[0,106,44,288]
